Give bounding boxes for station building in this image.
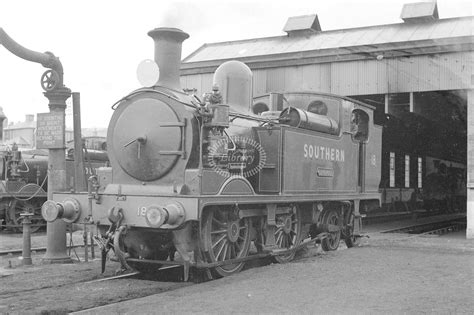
[2,114,74,149]
[180,2,474,237]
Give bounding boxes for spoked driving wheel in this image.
[8,199,45,233]
[321,209,341,251]
[344,211,361,248]
[273,206,302,263]
[201,207,251,277]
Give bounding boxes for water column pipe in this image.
[0,28,72,263]
[20,212,34,266]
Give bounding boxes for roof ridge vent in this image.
[283,14,321,36]
[401,1,439,23]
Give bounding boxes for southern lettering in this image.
[303,144,345,162]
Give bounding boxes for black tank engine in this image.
[42,28,382,279]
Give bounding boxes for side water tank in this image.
[213,61,253,113]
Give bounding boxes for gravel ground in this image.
[75,234,474,314]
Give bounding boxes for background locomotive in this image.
[0,145,48,232]
[0,144,108,232]
[42,27,381,279]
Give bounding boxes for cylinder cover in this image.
[112,97,182,181]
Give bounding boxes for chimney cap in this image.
[283,14,321,36]
[147,27,189,41]
[401,2,439,23]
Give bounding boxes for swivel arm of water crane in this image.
[0,27,64,91]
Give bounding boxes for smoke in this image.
[156,2,202,30]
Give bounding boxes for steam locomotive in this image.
[0,144,108,232]
[0,146,48,232]
[42,28,381,279]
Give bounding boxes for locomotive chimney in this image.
[147,27,189,91]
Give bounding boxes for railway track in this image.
[381,217,467,235]
[0,257,192,314]
[0,244,88,257]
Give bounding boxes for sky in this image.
[0,0,472,129]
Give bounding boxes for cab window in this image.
[307,100,328,115]
[351,109,369,142]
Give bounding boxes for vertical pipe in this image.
[72,92,86,191]
[90,226,95,260]
[466,89,474,239]
[0,106,6,142]
[21,214,33,265]
[83,223,89,262]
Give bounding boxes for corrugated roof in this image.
[183,16,474,64]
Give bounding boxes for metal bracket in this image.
[264,204,277,248]
[267,204,276,226]
[159,119,187,159]
[116,184,126,201]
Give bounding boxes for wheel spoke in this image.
[215,240,226,260]
[212,234,227,250]
[230,244,236,259]
[280,235,286,248]
[221,242,229,261]
[212,217,226,227]
[276,231,284,245]
[211,229,227,235]
[235,240,242,252]
[289,237,294,247]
